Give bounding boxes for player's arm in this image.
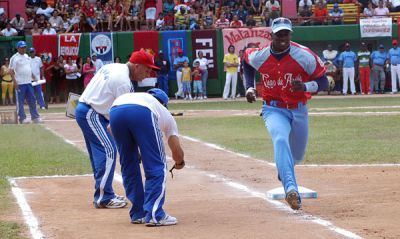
[168,136,185,169]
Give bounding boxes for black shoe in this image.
[277,174,281,182]
[285,190,302,210]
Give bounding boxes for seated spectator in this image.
[299,5,312,25]
[95,1,106,32]
[26,0,43,19]
[262,11,273,26]
[0,22,18,36]
[142,0,157,31]
[313,1,328,25]
[175,7,189,29]
[202,10,215,29]
[36,2,54,19]
[164,10,175,30]
[265,0,281,19]
[388,0,400,12]
[175,0,191,14]
[10,13,25,36]
[207,0,217,15]
[235,5,248,22]
[246,14,257,27]
[250,0,263,15]
[253,11,264,26]
[163,0,175,15]
[127,0,141,31]
[230,14,243,27]
[31,22,42,35]
[36,14,46,28]
[224,6,234,21]
[215,13,230,28]
[103,1,113,31]
[156,12,165,30]
[372,0,387,7]
[42,22,57,35]
[192,0,204,14]
[343,0,362,7]
[188,8,200,29]
[61,14,71,32]
[363,2,374,16]
[298,0,313,12]
[82,0,97,32]
[0,9,7,30]
[48,10,63,32]
[329,3,344,24]
[374,0,390,16]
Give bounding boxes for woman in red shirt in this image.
[82,0,97,32]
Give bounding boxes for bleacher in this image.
[311,3,360,24]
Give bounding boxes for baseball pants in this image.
[342,67,355,94]
[223,72,238,99]
[391,65,400,93]
[175,71,183,98]
[110,104,167,223]
[372,65,386,92]
[33,85,46,108]
[359,67,370,94]
[16,83,40,123]
[262,102,308,194]
[75,102,117,206]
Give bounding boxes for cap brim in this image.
[146,64,160,71]
[272,26,292,33]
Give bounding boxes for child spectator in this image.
[156,12,165,30]
[127,0,141,31]
[164,10,175,30]
[192,61,203,99]
[181,61,192,100]
[175,7,189,29]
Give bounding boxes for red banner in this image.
[222,27,272,55]
[133,31,159,55]
[32,35,58,65]
[58,33,81,61]
[191,30,218,79]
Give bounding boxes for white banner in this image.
[360,17,392,38]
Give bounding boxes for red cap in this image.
[129,50,160,70]
[393,40,398,45]
[177,48,183,53]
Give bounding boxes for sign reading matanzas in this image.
[222,27,272,54]
[360,17,392,38]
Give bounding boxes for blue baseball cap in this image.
[16,41,27,48]
[29,47,35,53]
[147,88,169,108]
[334,3,339,7]
[271,17,292,34]
[379,44,384,49]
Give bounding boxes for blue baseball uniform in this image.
[110,93,179,224]
[338,50,357,94]
[387,47,400,92]
[371,50,387,92]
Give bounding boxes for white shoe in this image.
[33,118,43,124]
[203,96,207,99]
[115,194,128,202]
[94,197,128,209]
[199,96,203,100]
[194,96,198,100]
[131,217,145,224]
[40,106,46,110]
[146,214,177,227]
[189,96,193,100]
[21,119,31,124]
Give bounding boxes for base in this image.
[266,186,318,200]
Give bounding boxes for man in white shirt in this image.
[29,47,46,109]
[75,50,160,209]
[42,22,57,35]
[92,54,104,72]
[10,14,25,35]
[36,2,54,18]
[0,22,18,37]
[109,89,185,226]
[48,10,63,31]
[9,41,42,124]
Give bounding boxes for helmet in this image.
[147,88,169,108]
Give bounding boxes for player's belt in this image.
[263,100,306,110]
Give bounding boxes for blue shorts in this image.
[193,80,202,93]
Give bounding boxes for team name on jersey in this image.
[262,72,303,90]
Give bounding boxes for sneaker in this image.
[203,96,207,99]
[131,217,145,224]
[189,96,193,100]
[40,106,46,110]
[94,197,128,209]
[115,194,128,202]
[194,96,198,100]
[21,119,31,124]
[146,214,177,227]
[285,190,302,210]
[175,93,178,100]
[33,118,44,124]
[199,96,203,100]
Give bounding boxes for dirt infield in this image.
[11,111,400,239]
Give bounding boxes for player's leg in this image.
[223,73,232,99]
[1,82,7,104]
[16,84,27,123]
[231,72,238,98]
[349,67,356,94]
[391,66,397,93]
[25,85,40,121]
[34,85,46,108]
[289,104,309,166]
[110,105,145,221]
[342,68,349,94]
[365,68,371,94]
[395,65,400,92]
[379,68,386,93]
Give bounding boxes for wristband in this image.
[304,81,318,93]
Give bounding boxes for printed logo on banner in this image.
[222,28,272,54]
[191,30,218,79]
[168,38,184,71]
[90,33,114,64]
[59,33,81,61]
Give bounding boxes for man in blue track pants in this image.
[109,89,185,226]
[75,50,160,209]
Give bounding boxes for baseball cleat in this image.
[131,217,145,224]
[145,214,177,227]
[285,190,302,210]
[94,197,128,209]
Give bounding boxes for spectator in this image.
[175,0,191,14]
[223,45,239,100]
[175,7,189,30]
[64,56,79,95]
[114,56,122,63]
[156,12,165,30]
[10,14,25,36]
[246,14,257,27]
[173,48,189,99]
[29,47,46,109]
[299,5,312,25]
[387,40,400,93]
[48,10,63,32]
[61,13,71,32]
[188,8,200,29]
[163,0,176,15]
[26,0,43,18]
[338,43,357,95]
[192,0,204,14]
[76,56,83,92]
[323,44,339,63]
[36,13,46,29]
[82,0,97,32]
[202,10,215,29]
[1,57,14,105]
[42,22,57,35]
[192,61,203,99]
[265,0,280,19]
[389,0,400,11]
[181,61,192,100]
[103,1,113,31]
[95,1,106,32]
[36,2,54,19]
[154,50,170,95]
[193,50,209,98]
[91,54,104,72]
[31,24,43,37]
[363,2,374,17]
[215,13,230,28]
[250,0,263,14]
[0,8,7,30]
[357,42,371,94]
[372,0,387,7]
[298,0,313,12]
[127,0,141,31]
[0,22,18,37]
[82,56,96,88]
[164,10,175,30]
[224,6,234,21]
[207,0,217,15]
[142,0,157,30]
[373,0,390,16]
[262,11,273,26]
[329,3,344,25]
[230,14,244,27]
[236,49,245,97]
[45,56,65,104]
[313,1,328,25]
[235,5,248,22]
[371,44,387,94]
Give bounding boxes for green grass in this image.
[0,222,25,239]
[0,125,91,238]
[176,115,400,165]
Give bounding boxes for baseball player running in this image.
[243,18,328,210]
[75,50,159,209]
[109,89,185,226]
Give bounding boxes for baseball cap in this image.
[177,48,183,53]
[393,40,398,45]
[379,44,384,48]
[271,17,292,34]
[29,47,35,53]
[334,3,339,7]
[92,53,97,57]
[16,41,27,48]
[129,50,160,70]
[147,88,168,108]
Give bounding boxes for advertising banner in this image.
[360,18,392,38]
[90,32,114,64]
[191,30,218,79]
[58,33,81,61]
